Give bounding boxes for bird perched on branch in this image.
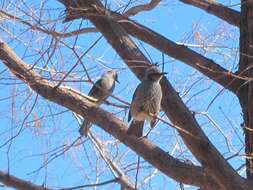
[79,70,119,137]
[127,67,166,137]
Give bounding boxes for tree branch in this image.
[59,178,119,190]
[59,1,243,93]
[0,39,216,190]
[117,18,243,93]
[0,9,97,38]
[58,1,252,189]
[89,132,135,190]
[0,171,48,190]
[237,0,253,180]
[74,115,135,189]
[179,0,240,26]
[2,2,243,93]
[123,0,161,17]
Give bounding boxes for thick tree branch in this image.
[2,2,242,93]
[0,39,216,190]
[238,0,253,180]
[58,1,252,189]
[179,0,240,26]
[59,1,243,93]
[117,18,243,93]
[0,171,48,190]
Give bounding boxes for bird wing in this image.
[128,109,132,122]
[128,83,144,122]
[131,82,151,106]
[128,87,138,122]
[88,79,103,98]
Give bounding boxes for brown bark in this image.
[118,19,243,93]
[179,0,240,26]
[0,171,49,190]
[60,1,243,93]
[0,39,217,190]
[123,0,161,17]
[2,0,253,189]
[58,1,253,189]
[238,0,253,180]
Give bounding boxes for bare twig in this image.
[59,2,243,93]
[124,0,161,17]
[89,132,135,190]
[0,9,97,38]
[0,38,215,188]
[58,178,119,190]
[58,1,249,189]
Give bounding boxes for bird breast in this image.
[131,81,162,121]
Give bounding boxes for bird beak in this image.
[160,72,167,75]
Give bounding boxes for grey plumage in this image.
[79,70,119,137]
[127,67,166,137]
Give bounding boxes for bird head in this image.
[145,67,167,82]
[106,70,120,83]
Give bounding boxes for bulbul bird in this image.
[127,67,166,137]
[79,70,119,137]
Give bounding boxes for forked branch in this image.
[0,39,215,189]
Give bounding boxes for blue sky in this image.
[0,0,244,189]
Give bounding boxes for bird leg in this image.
[143,114,158,137]
[150,118,158,128]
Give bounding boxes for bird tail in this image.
[79,120,92,137]
[127,120,144,138]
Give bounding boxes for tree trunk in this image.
[238,0,253,180]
